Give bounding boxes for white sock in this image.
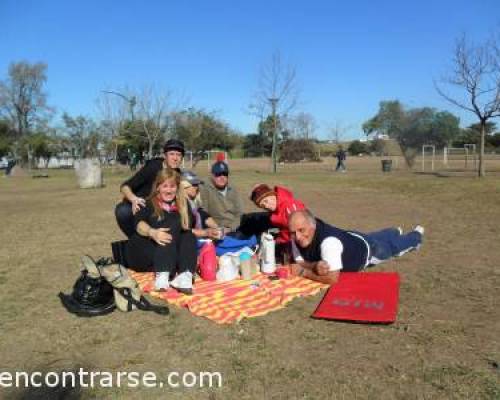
[414,225,425,235]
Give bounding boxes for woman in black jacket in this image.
[125,168,197,294]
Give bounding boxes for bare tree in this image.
[250,51,299,173]
[287,112,317,140]
[328,120,352,144]
[135,85,175,159]
[96,90,130,162]
[0,61,51,138]
[435,32,500,177]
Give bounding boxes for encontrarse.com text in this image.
[0,369,222,389]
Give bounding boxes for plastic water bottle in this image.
[198,241,217,281]
[260,233,276,274]
[240,251,253,280]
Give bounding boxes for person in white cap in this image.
[181,170,221,240]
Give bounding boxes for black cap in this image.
[163,139,185,155]
[211,161,229,176]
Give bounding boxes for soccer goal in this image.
[443,145,476,170]
[421,145,436,172]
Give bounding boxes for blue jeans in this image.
[363,228,422,266]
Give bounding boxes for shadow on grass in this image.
[7,366,88,400]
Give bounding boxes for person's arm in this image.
[290,262,340,285]
[204,217,219,229]
[137,221,172,246]
[229,188,244,231]
[120,160,160,212]
[121,185,146,213]
[134,204,172,245]
[290,237,343,284]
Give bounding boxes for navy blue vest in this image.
[297,219,369,272]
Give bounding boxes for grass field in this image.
[1,157,499,399]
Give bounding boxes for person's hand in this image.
[131,197,146,214]
[149,228,172,246]
[314,261,330,276]
[289,263,305,277]
[206,228,221,240]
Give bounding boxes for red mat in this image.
[312,272,400,324]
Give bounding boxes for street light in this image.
[102,90,136,121]
[268,97,278,174]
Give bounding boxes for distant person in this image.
[5,158,16,176]
[200,161,243,234]
[115,139,185,237]
[335,147,347,172]
[129,153,138,171]
[181,170,221,240]
[288,209,424,284]
[125,168,197,294]
[250,183,306,260]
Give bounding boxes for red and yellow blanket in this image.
[130,271,328,324]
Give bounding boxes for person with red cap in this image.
[250,183,306,260]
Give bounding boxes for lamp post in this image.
[102,90,136,121]
[268,97,278,173]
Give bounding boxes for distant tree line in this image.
[2,38,499,170]
[361,100,500,166]
[0,61,243,166]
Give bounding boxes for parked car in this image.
[0,157,8,170]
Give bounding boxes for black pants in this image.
[125,231,197,275]
[115,201,136,238]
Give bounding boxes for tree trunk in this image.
[271,129,277,173]
[148,139,154,160]
[270,102,278,174]
[478,121,486,177]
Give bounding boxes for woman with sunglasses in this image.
[180,170,222,240]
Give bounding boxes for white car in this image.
[0,157,8,169]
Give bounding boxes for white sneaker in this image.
[414,225,425,235]
[170,271,193,290]
[171,271,194,295]
[154,272,170,291]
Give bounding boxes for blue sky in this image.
[1,0,499,139]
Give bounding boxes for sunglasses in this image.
[214,172,228,177]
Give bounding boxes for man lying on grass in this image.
[288,209,424,284]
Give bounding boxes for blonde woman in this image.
[125,168,196,294]
[181,170,221,240]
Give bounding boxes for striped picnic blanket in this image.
[130,271,328,324]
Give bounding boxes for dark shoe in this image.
[171,285,193,296]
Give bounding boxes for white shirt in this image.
[291,237,344,271]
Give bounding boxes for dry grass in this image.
[0,157,499,399]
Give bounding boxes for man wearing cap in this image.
[115,139,185,237]
[200,161,243,233]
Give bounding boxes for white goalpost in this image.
[422,145,435,172]
[181,150,228,170]
[206,150,228,171]
[182,151,194,169]
[443,145,476,169]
